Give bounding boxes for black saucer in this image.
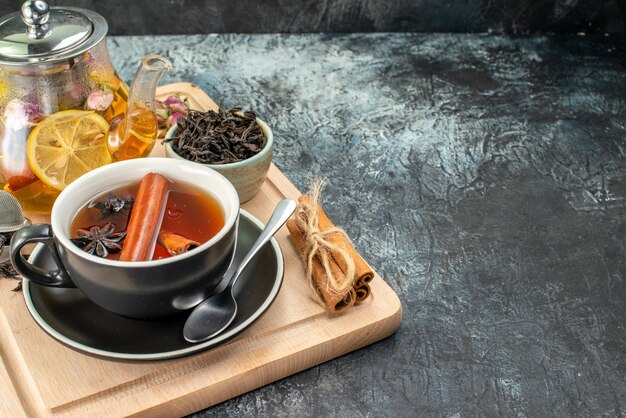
[23,210,284,361]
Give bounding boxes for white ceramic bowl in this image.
[164,117,273,203]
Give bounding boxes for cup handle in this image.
[10,224,75,288]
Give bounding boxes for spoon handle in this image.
[227,199,297,287]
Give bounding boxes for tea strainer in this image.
[0,190,31,264]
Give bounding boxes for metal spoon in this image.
[183,199,297,343]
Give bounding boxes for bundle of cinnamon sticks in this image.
[287,191,373,313]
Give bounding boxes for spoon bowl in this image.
[183,199,297,343]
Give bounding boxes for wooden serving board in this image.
[0,82,402,417]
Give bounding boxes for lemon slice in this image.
[27,110,112,190]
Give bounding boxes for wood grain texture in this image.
[0,83,401,417]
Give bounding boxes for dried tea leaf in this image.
[165,103,266,164]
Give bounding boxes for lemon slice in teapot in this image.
[27,110,112,191]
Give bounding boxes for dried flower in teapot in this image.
[85,88,114,111]
[3,100,41,130]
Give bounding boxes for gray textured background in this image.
[109,33,626,417]
[1,0,625,34]
[5,0,625,415]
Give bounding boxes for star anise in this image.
[71,223,126,258]
[88,194,134,220]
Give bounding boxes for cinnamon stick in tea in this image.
[287,194,374,313]
[119,173,169,261]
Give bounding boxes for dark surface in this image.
[0,0,624,34]
[111,33,625,416]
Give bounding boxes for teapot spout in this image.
[111,55,172,161]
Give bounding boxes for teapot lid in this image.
[0,1,107,66]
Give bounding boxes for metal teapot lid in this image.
[0,1,107,66]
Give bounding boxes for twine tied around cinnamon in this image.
[287,180,374,312]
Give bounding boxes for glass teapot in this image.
[0,1,171,214]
